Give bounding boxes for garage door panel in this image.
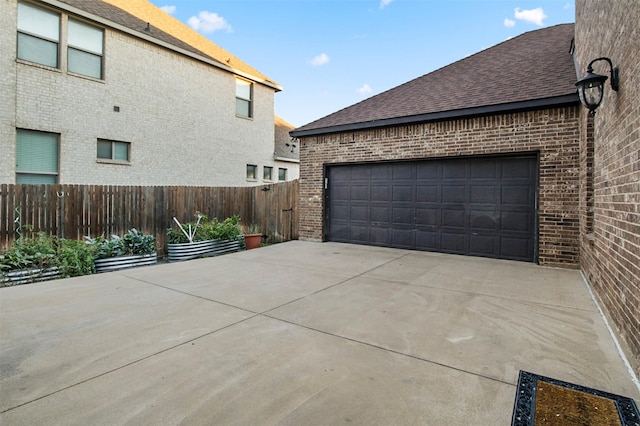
[470,185,498,204]
[503,185,532,205]
[392,228,415,248]
[441,232,467,252]
[350,206,369,222]
[327,156,537,262]
[442,208,465,228]
[371,206,390,222]
[442,186,466,202]
[470,235,497,255]
[371,185,390,201]
[393,207,414,225]
[470,211,498,230]
[350,185,369,201]
[416,207,439,226]
[416,185,439,202]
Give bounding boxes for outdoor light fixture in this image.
[575,57,619,115]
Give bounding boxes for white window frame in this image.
[263,166,273,182]
[278,168,287,181]
[235,78,253,118]
[246,164,257,181]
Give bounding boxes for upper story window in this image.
[263,166,273,181]
[17,2,60,68]
[236,78,253,118]
[278,168,287,181]
[68,19,104,79]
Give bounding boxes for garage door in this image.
[326,155,537,262]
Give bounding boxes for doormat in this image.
[511,371,640,425]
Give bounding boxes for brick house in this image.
[293,5,639,378]
[0,0,298,186]
[574,0,639,377]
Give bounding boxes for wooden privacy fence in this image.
[0,181,299,255]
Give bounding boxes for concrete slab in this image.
[1,241,638,424]
[0,273,253,412]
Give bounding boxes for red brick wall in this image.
[299,107,581,267]
[575,0,640,376]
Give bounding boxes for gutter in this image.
[291,93,579,138]
[40,0,282,92]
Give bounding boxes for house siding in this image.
[299,106,581,267]
[0,0,277,186]
[575,0,640,376]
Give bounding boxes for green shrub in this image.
[86,229,156,259]
[167,214,241,243]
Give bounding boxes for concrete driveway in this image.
[1,241,638,425]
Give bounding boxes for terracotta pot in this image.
[243,233,262,250]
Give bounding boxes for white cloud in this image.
[504,18,515,27]
[187,11,232,33]
[357,84,372,95]
[160,5,176,15]
[380,0,394,9]
[310,53,330,66]
[514,7,547,26]
[564,2,573,9]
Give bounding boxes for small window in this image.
[68,19,104,79]
[278,168,287,181]
[16,129,59,184]
[263,166,273,181]
[246,164,257,180]
[97,139,130,162]
[236,78,252,118]
[17,2,60,68]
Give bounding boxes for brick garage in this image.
[575,0,640,376]
[293,24,580,267]
[298,108,580,265]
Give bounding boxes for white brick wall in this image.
[1,0,289,186]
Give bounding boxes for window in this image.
[246,164,257,180]
[17,2,60,68]
[97,139,130,162]
[278,168,287,181]
[236,78,252,118]
[263,166,273,181]
[68,19,103,79]
[16,129,59,184]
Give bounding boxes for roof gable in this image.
[293,24,577,136]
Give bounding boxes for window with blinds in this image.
[68,19,104,79]
[17,2,60,68]
[15,129,59,184]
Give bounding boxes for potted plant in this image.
[243,223,262,250]
[87,228,157,273]
[166,214,242,261]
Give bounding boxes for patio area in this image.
[1,241,638,424]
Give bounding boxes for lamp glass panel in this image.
[581,83,603,108]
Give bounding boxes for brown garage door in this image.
[326,155,537,262]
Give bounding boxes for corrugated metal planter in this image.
[94,253,158,273]
[1,267,61,287]
[167,239,241,262]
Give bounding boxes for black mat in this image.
[512,371,639,425]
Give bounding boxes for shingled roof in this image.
[292,23,578,137]
[55,0,280,90]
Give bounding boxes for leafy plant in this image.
[85,229,156,259]
[58,239,96,277]
[0,233,57,272]
[167,214,241,243]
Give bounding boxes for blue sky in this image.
[148,0,575,128]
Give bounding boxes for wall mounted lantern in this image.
[575,57,619,115]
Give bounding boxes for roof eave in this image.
[291,93,579,138]
[40,0,282,92]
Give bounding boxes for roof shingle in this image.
[293,24,577,136]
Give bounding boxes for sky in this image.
[148,0,575,128]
